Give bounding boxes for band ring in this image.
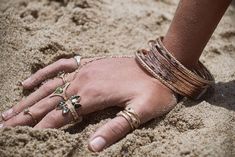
[56,95,82,123]
[117,107,141,130]
[23,108,38,125]
[50,82,70,100]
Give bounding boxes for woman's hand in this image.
[0,57,177,152]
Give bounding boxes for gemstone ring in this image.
[56,95,82,123]
[50,82,70,100]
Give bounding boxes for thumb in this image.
[88,91,177,152]
[88,116,131,152]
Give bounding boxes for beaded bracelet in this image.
[135,37,214,100]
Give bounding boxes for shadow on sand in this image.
[64,80,235,134]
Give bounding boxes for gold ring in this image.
[50,82,70,100]
[117,107,141,130]
[57,72,68,84]
[23,108,38,125]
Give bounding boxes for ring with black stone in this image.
[56,95,82,123]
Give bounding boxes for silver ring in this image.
[74,55,82,68]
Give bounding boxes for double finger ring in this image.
[50,82,70,100]
[117,107,141,130]
[56,95,82,123]
[23,108,38,125]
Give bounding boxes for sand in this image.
[0,0,234,156]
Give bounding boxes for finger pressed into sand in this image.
[22,58,78,89]
[1,78,65,121]
[3,83,75,127]
[88,116,132,152]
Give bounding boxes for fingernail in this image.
[0,123,4,128]
[16,81,23,87]
[22,77,31,86]
[89,136,107,152]
[2,108,13,120]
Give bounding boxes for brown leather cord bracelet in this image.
[135,37,214,100]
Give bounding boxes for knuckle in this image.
[36,68,46,77]
[83,85,102,98]
[40,81,54,94]
[44,112,58,123]
[79,68,98,81]
[57,59,67,68]
[5,116,20,126]
[106,119,126,136]
[45,97,54,105]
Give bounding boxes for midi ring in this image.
[117,107,141,130]
[50,82,70,100]
[56,95,82,123]
[74,55,82,68]
[23,108,38,125]
[57,72,68,84]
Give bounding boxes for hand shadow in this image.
[64,80,235,134]
[64,107,121,134]
[182,80,235,111]
[232,0,235,7]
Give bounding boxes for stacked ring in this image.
[117,107,141,130]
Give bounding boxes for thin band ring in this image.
[23,108,38,125]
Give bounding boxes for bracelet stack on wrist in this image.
[135,37,214,100]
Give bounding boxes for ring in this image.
[57,72,68,84]
[117,107,141,130]
[56,95,82,123]
[74,55,82,68]
[50,82,70,100]
[23,108,38,125]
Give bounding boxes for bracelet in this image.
[135,37,214,100]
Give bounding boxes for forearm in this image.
[163,0,232,68]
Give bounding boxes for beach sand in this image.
[0,0,234,156]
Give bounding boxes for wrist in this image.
[162,35,201,69]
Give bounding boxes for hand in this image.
[0,56,177,152]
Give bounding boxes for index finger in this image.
[22,58,78,89]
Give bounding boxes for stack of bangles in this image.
[135,36,215,100]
